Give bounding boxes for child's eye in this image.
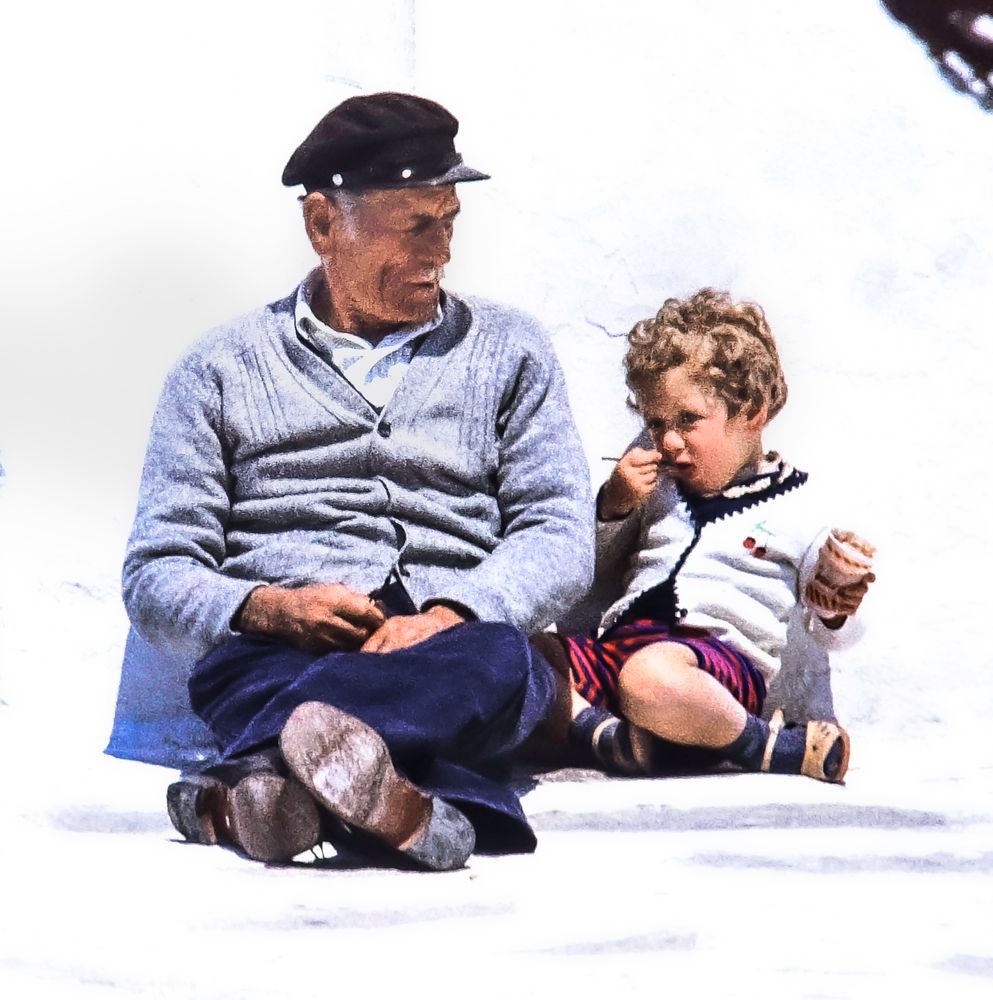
[678,412,701,427]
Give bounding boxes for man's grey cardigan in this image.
[122,288,594,667]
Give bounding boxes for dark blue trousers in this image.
[188,622,555,853]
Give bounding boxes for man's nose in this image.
[420,229,451,266]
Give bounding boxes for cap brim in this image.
[422,162,490,185]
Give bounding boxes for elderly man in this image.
[115,93,592,869]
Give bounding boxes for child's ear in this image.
[746,403,769,431]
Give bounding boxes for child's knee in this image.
[618,642,699,706]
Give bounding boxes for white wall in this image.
[2,1,991,751]
[421,0,993,742]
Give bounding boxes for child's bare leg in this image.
[618,641,849,782]
[525,633,650,773]
[618,643,746,748]
[516,633,578,765]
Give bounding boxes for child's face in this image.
[637,365,767,495]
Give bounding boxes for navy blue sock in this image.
[721,713,771,771]
[568,706,614,765]
[768,725,809,773]
[569,706,645,775]
[723,713,845,778]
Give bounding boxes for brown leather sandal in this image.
[761,708,851,783]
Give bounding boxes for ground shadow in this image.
[531,801,949,833]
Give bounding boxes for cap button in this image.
[332,173,343,187]
[401,167,413,179]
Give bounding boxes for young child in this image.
[541,288,875,782]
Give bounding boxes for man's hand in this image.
[598,447,662,520]
[361,605,465,654]
[236,583,386,654]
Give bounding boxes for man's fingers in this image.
[361,619,410,653]
[360,613,447,654]
[300,615,373,652]
[325,589,386,629]
[339,602,386,630]
[360,625,390,653]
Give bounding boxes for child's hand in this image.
[598,447,662,519]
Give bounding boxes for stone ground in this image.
[2,710,991,1000]
[2,480,991,999]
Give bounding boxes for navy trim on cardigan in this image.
[615,458,808,629]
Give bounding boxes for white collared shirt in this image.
[294,268,442,409]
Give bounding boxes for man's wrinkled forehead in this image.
[343,184,461,226]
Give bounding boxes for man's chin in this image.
[393,288,440,325]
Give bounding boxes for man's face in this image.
[327,185,460,330]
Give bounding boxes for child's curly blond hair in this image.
[624,288,788,420]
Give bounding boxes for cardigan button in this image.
[377,421,392,438]
[677,608,688,619]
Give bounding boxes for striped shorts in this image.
[558,618,767,718]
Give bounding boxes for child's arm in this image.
[562,441,663,633]
[598,446,663,520]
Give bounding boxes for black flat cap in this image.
[282,92,489,193]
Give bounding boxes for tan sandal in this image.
[801,718,850,783]
[761,709,850,783]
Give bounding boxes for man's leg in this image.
[186,622,556,857]
[192,622,552,763]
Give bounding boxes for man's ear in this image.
[746,402,769,431]
[302,192,336,255]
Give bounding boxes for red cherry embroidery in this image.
[743,537,756,549]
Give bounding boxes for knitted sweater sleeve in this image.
[418,327,595,632]
[122,349,260,660]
